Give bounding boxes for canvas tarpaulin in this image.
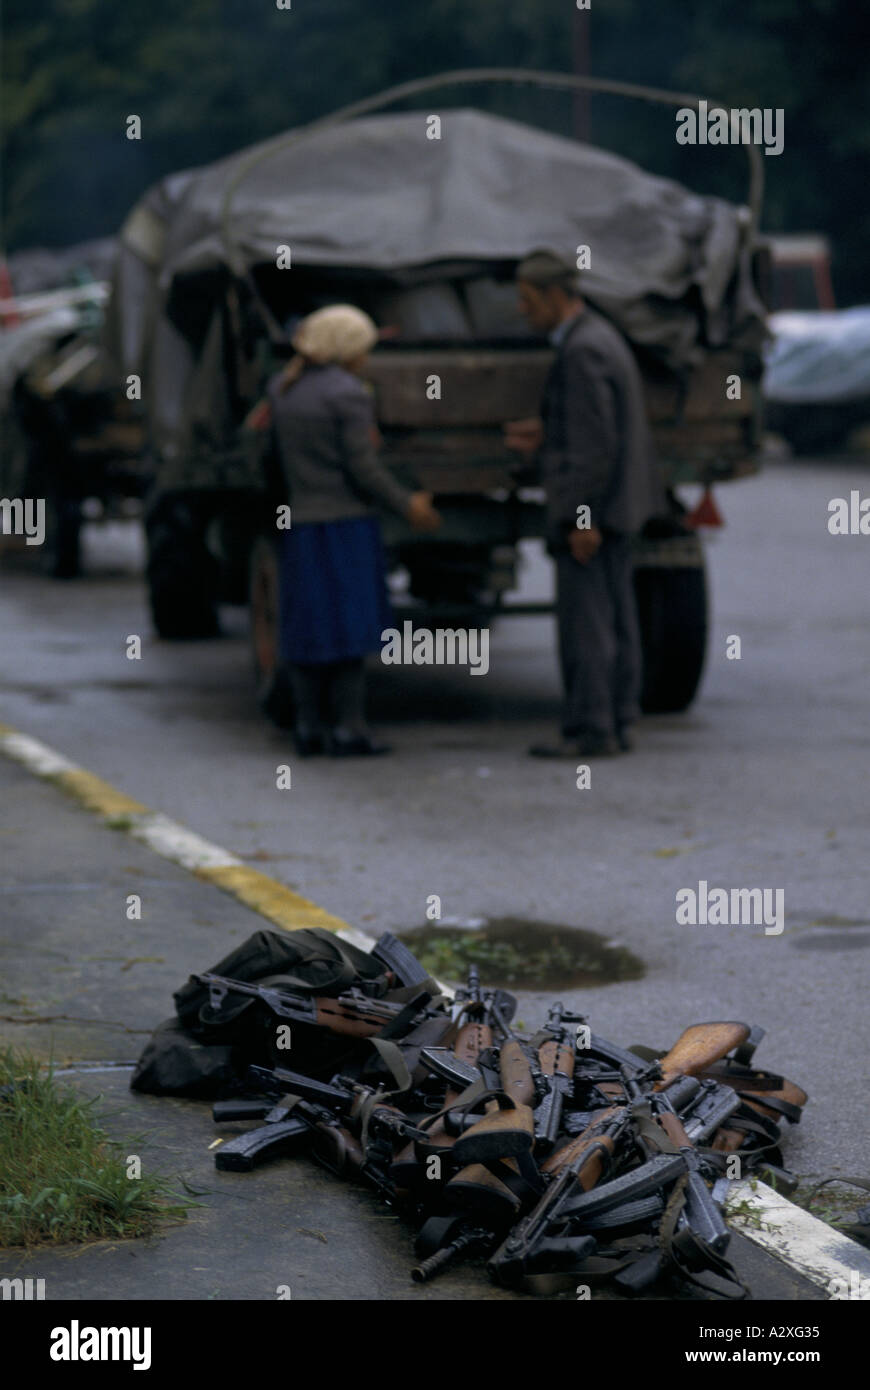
[108,107,766,471]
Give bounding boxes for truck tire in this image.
[145,494,220,639]
[767,401,863,456]
[633,531,708,714]
[249,535,295,726]
[781,408,851,456]
[48,495,84,579]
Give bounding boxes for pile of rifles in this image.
[198,933,807,1297]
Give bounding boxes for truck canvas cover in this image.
[107,107,766,459]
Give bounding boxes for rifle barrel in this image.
[411,1227,490,1283]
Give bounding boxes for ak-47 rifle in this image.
[390,966,508,1193]
[195,971,436,1039]
[487,1107,634,1288]
[210,1081,393,1190]
[488,1048,742,1294]
[534,1002,586,1153]
[412,1074,611,1289]
[247,1065,419,1134]
[623,1066,730,1253]
[242,1064,438,1197]
[411,1037,539,1219]
[390,1023,491,1193]
[409,1033,541,1282]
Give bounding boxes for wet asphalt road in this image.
[1,450,869,1200]
[0,657,823,1302]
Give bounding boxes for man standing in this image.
[505,250,663,757]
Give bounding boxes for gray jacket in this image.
[539,307,663,545]
[267,363,412,524]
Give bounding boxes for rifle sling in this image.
[658,1173,749,1300]
[356,1037,420,1156]
[738,1093,804,1124]
[724,1105,784,1143]
[375,989,448,1039]
[417,1083,512,1137]
[631,1101,680,1155]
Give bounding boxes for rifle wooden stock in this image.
[697,1066,808,1130]
[654,1022,751,1091]
[431,1035,535,1165]
[709,1082,808,1155]
[541,1105,622,1189]
[741,1082,807,1123]
[445,1161,524,1219]
[708,1096,805,1151]
[452,1097,535,1162]
[449,1041,535,1162]
[440,1044,537,1218]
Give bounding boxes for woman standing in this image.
[265,304,440,756]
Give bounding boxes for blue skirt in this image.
[278,516,394,666]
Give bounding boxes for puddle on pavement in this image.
[789,916,870,951]
[806,915,870,928]
[397,916,645,989]
[790,931,870,952]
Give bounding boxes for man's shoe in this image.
[529,735,619,759]
[616,727,635,753]
[329,730,392,757]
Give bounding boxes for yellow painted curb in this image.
[55,769,149,818]
[198,864,349,933]
[0,725,352,938]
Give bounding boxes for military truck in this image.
[106,70,769,717]
[1,248,145,577]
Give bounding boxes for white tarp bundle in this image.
[764,308,870,403]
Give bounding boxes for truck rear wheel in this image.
[634,530,708,713]
[777,404,854,456]
[250,535,295,726]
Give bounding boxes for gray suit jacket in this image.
[267,363,412,524]
[539,308,663,545]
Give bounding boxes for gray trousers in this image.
[555,536,642,740]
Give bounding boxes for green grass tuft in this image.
[0,1047,190,1249]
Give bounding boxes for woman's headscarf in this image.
[279,304,378,388]
[292,304,378,364]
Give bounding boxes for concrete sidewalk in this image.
[0,756,824,1301]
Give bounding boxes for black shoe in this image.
[328,730,392,757]
[529,734,619,759]
[616,727,635,753]
[293,726,326,757]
